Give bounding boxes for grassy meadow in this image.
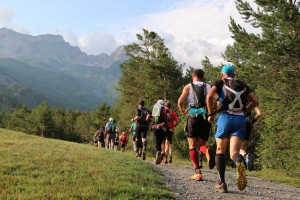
[0,129,172,199]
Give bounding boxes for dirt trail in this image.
[149,162,300,200]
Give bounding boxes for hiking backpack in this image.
[222,78,247,112]
[152,105,167,125]
[190,82,206,108]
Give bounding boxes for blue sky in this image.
[0,0,254,67]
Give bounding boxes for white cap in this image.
[109,117,114,122]
[157,100,164,106]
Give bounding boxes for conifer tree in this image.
[116,29,183,129]
[223,0,300,176]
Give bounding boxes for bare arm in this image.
[177,85,190,115]
[245,92,259,113]
[206,86,218,123]
[253,106,262,121]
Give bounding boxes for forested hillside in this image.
[0,0,299,180]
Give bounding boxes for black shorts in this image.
[166,129,174,144]
[99,136,105,143]
[132,134,137,142]
[135,125,149,140]
[244,121,253,141]
[121,144,126,148]
[186,115,211,141]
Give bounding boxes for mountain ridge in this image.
[0,28,127,110]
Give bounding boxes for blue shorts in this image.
[215,113,246,140]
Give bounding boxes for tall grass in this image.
[0,129,173,199]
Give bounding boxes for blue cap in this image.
[221,65,235,74]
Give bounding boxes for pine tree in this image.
[115,29,184,129]
[223,0,300,176]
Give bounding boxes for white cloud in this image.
[113,0,255,68]
[79,32,121,55]
[0,9,15,23]
[54,29,79,46]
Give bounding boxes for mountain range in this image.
[0,28,127,110]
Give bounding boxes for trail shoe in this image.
[142,151,146,160]
[206,148,215,169]
[155,151,163,164]
[245,153,254,171]
[169,156,172,164]
[236,160,247,191]
[191,169,202,181]
[214,181,228,193]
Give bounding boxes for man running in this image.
[105,117,118,150]
[178,68,215,181]
[119,131,129,152]
[129,120,137,153]
[240,106,262,171]
[152,100,168,165]
[163,101,179,164]
[132,99,151,160]
[206,65,259,193]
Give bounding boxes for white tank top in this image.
[187,81,211,107]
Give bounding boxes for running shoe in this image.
[169,156,172,164]
[214,181,228,193]
[191,169,202,181]
[245,153,254,171]
[236,160,247,191]
[142,151,146,160]
[155,151,163,164]
[206,148,215,169]
[163,155,168,164]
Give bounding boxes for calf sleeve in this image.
[215,153,226,183]
[189,148,200,169]
[199,144,208,155]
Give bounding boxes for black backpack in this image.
[138,107,149,124]
[190,82,206,108]
[222,78,247,112]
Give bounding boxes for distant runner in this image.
[129,120,137,153]
[119,131,129,152]
[105,117,119,150]
[132,99,151,160]
[163,101,179,164]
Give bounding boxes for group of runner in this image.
[94,65,261,194]
[131,65,260,193]
[93,118,129,152]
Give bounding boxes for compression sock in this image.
[189,148,200,169]
[232,153,244,164]
[216,153,226,183]
[199,144,208,155]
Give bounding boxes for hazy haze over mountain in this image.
[0,28,127,110]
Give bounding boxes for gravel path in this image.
[149,161,300,200]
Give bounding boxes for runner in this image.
[163,101,179,164]
[240,106,262,171]
[152,100,168,165]
[129,120,137,153]
[206,65,259,193]
[178,68,215,181]
[105,117,118,150]
[119,131,129,152]
[95,126,105,148]
[132,99,151,160]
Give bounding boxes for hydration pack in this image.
[190,83,206,108]
[221,78,247,112]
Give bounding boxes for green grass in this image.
[248,169,300,188]
[0,129,173,199]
